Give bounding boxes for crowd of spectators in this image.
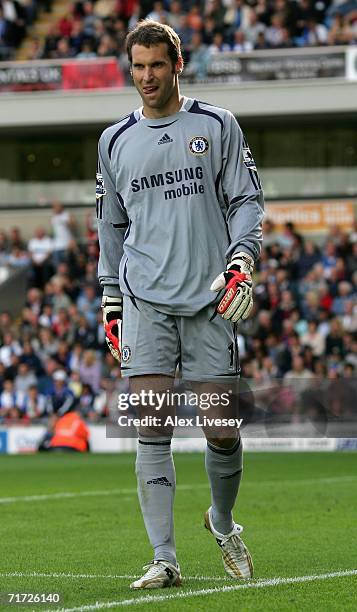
[0,201,356,426]
[1,0,356,65]
[0,201,126,424]
[238,218,357,425]
[0,0,53,60]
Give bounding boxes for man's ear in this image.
[175,56,183,74]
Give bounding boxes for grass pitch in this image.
[0,452,356,611]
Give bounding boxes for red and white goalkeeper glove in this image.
[101,295,122,362]
[210,252,254,322]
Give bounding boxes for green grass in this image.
[0,452,356,611]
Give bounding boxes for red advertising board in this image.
[0,58,124,93]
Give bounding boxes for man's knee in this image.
[130,375,175,438]
[206,431,240,450]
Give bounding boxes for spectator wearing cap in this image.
[45,369,76,415]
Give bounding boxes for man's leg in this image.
[180,309,253,579]
[131,375,177,567]
[204,432,243,536]
[120,297,181,589]
[129,374,182,589]
[194,380,243,536]
[197,387,252,579]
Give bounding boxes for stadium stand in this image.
[1,0,355,63]
[0,204,356,424]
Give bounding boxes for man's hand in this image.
[101,295,123,361]
[210,252,254,322]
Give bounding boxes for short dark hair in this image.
[126,20,182,67]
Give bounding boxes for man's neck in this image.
[142,94,184,119]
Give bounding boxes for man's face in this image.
[131,43,181,113]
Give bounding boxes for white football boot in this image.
[204,507,253,579]
[130,560,182,589]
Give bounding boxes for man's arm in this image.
[96,133,129,297]
[96,132,128,360]
[220,112,264,263]
[210,112,264,321]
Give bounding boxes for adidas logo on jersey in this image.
[158,133,173,145]
[146,476,172,486]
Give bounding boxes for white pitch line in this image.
[0,571,229,582]
[0,490,125,505]
[0,484,208,505]
[46,569,357,611]
[0,475,355,505]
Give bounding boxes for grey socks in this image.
[205,436,243,535]
[136,436,177,566]
[135,433,243,564]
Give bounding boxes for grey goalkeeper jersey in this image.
[97,97,264,315]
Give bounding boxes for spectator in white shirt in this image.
[0,332,22,367]
[0,379,24,420]
[301,320,325,357]
[231,29,253,51]
[28,226,53,288]
[14,362,37,393]
[21,385,47,420]
[51,201,76,265]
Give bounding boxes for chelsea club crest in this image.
[122,346,132,363]
[189,136,209,156]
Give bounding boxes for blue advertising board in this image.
[0,430,7,453]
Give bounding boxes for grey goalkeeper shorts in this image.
[120,296,239,380]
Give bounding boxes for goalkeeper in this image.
[97,20,264,590]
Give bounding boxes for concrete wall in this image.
[1,78,357,128]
